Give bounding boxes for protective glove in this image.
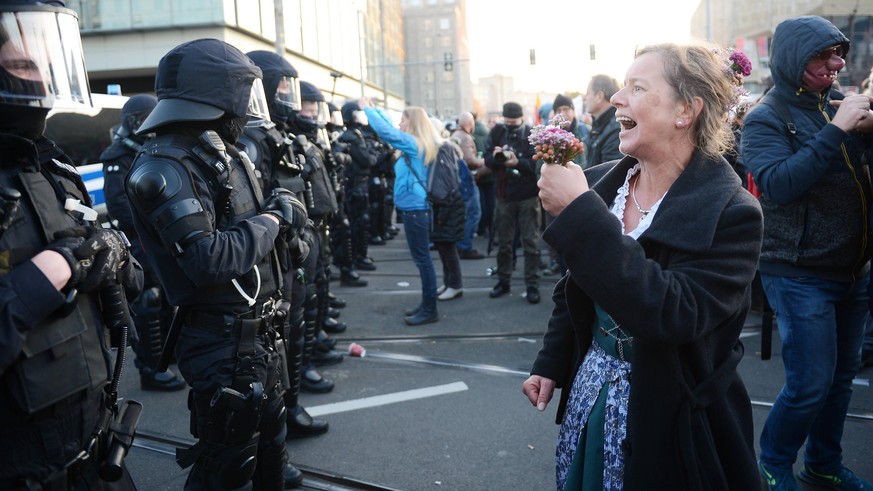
[288,224,314,268]
[262,188,308,237]
[49,226,130,292]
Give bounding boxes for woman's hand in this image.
[360,96,374,108]
[522,375,556,411]
[538,162,589,216]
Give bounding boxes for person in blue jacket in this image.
[362,98,441,325]
[741,15,873,491]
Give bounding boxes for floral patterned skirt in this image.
[556,327,631,490]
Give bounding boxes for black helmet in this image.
[138,38,262,134]
[341,101,364,126]
[246,50,301,111]
[300,81,325,103]
[121,94,158,135]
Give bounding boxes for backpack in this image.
[427,142,461,205]
[404,141,461,206]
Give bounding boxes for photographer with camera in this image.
[485,102,542,304]
[0,2,143,488]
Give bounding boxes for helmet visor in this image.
[330,107,343,127]
[247,78,270,121]
[316,101,330,126]
[0,6,92,110]
[273,74,301,112]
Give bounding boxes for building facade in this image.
[401,0,473,118]
[66,0,406,110]
[691,0,873,93]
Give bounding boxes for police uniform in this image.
[125,39,305,490]
[101,94,186,392]
[338,103,380,273]
[1,3,141,488]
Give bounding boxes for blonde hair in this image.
[402,106,443,164]
[635,43,737,159]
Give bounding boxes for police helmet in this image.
[299,81,329,126]
[138,38,262,134]
[0,1,92,110]
[120,94,158,134]
[246,50,301,114]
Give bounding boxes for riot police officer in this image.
[125,39,307,489]
[0,2,142,488]
[338,101,381,277]
[101,93,186,392]
[240,50,330,439]
[288,81,348,347]
[326,102,367,287]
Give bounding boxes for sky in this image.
[465,0,703,94]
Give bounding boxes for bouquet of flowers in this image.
[529,114,585,166]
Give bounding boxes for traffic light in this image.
[444,52,453,72]
[529,49,536,65]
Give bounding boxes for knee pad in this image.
[214,437,259,490]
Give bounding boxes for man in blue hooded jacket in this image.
[742,15,873,491]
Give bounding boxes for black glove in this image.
[49,226,129,292]
[288,225,314,267]
[263,188,308,236]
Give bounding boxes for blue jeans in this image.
[458,186,481,252]
[759,273,868,474]
[399,209,437,302]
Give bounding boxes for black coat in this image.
[532,152,762,490]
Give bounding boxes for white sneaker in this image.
[436,284,447,295]
[438,287,463,301]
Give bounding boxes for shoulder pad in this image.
[127,159,184,212]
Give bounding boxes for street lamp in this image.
[329,71,343,102]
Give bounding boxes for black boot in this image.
[354,256,377,271]
[340,268,368,287]
[316,330,337,351]
[322,317,347,334]
[328,307,341,319]
[328,292,346,309]
[404,303,422,316]
[284,461,303,488]
[301,364,334,393]
[404,298,438,326]
[286,405,329,439]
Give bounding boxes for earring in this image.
[676,120,685,127]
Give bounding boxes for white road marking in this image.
[306,381,469,417]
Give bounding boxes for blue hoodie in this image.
[741,16,872,281]
[363,106,430,211]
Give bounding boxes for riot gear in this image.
[125,39,300,488]
[0,2,143,488]
[247,50,301,125]
[137,38,262,135]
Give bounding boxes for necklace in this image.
[631,176,652,218]
[601,314,633,362]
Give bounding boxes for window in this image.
[439,18,449,30]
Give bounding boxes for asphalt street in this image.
[120,229,873,490]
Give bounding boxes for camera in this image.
[494,146,514,164]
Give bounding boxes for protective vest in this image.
[132,133,280,307]
[0,137,108,416]
[295,138,337,218]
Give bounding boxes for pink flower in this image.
[729,50,752,77]
[529,115,584,166]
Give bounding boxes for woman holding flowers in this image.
[522,43,762,490]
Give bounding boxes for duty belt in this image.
[185,298,276,336]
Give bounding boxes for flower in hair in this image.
[728,50,752,77]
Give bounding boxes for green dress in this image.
[559,304,633,491]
